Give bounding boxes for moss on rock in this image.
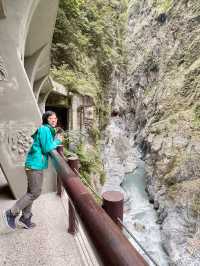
[51,0,127,189]
[153,0,173,14]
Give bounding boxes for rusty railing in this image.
[50,149,148,266]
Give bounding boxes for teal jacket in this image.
[25,124,61,170]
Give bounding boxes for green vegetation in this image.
[153,0,173,13]
[52,0,127,116]
[62,130,105,186]
[192,104,200,129]
[169,118,177,124]
[194,104,200,120]
[167,180,200,218]
[191,194,200,217]
[52,0,127,188]
[75,142,105,185]
[51,65,99,99]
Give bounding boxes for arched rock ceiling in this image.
[24,0,58,82]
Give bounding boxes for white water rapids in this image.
[101,117,169,266]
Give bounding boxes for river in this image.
[101,117,169,266]
[122,158,169,266]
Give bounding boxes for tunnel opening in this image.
[45,91,69,131]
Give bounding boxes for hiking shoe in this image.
[18,215,36,229]
[3,210,17,230]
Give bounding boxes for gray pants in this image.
[11,170,43,218]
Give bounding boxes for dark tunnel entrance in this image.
[45,92,69,131]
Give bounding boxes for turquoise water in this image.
[122,159,169,266]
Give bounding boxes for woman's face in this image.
[47,114,58,128]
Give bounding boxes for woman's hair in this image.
[42,110,56,125]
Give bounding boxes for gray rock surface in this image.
[101,0,200,264]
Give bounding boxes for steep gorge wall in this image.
[121,0,200,264]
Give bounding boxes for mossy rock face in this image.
[51,0,127,189]
[52,0,127,136]
[153,0,173,13]
[125,2,200,259]
[167,179,200,213]
[75,142,106,187]
[63,129,106,190]
[194,104,200,120]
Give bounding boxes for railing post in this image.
[57,173,62,196]
[56,146,79,234]
[56,145,64,197]
[67,199,77,235]
[67,157,79,235]
[102,191,124,229]
[50,150,149,265]
[68,156,79,173]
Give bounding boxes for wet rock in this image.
[149,196,154,204]
[156,209,168,224]
[172,136,189,149]
[133,222,145,232]
[151,136,163,152]
[156,13,167,24]
[154,200,159,210]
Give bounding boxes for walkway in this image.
[0,173,84,266]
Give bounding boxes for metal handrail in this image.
[77,172,159,265]
[50,149,149,266]
[74,171,158,265]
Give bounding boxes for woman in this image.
[4,111,62,230]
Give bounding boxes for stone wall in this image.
[0,0,58,198]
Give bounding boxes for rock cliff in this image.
[104,0,200,264]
